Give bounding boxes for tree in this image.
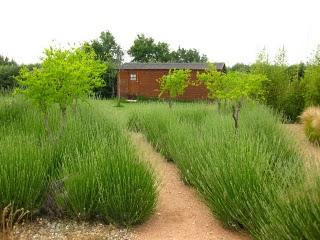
[158,69,191,108]
[0,55,16,66]
[170,47,207,63]
[91,31,124,98]
[128,34,158,62]
[230,63,251,73]
[17,45,106,134]
[128,34,207,63]
[0,55,19,91]
[198,65,267,128]
[197,63,224,110]
[16,66,55,133]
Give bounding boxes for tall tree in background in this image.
[303,45,320,106]
[128,34,207,63]
[127,34,171,62]
[91,31,124,98]
[0,55,20,90]
[229,63,251,73]
[170,47,207,63]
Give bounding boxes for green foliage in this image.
[0,55,20,91]
[279,79,305,121]
[158,69,191,105]
[198,64,267,102]
[0,96,157,227]
[91,31,124,98]
[128,102,318,239]
[197,63,224,100]
[229,63,251,73]
[128,34,207,63]
[128,34,171,63]
[170,47,207,63]
[16,45,107,132]
[0,55,16,66]
[0,65,20,90]
[303,64,320,106]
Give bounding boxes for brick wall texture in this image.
[118,69,208,100]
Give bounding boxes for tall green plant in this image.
[17,45,107,134]
[158,69,191,108]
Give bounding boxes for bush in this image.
[0,65,20,90]
[128,102,318,239]
[53,105,157,225]
[300,106,320,144]
[0,96,157,227]
[280,80,305,122]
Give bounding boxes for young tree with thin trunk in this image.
[158,69,191,108]
[16,67,55,135]
[198,65,267,129]
[17,45,106,135]
[197,63,224,111]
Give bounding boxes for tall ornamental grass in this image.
[300,106,320,144]
[0,96,157,227]
[129,101,319,239]
[56,106,157,225]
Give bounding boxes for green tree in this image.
[91,31,124,98]
[229,63,251,73]
[158,69,191,107]
[0,55,19,91]
[128,34,207,63]
[197,63,224,110]
[220,72,267,128]
[199,65,267,128]
[170,47,207,63]
[17,45,106,133]
[128,34,158,62]
[0,55,16,66]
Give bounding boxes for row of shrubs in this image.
[0,96,157,228]
[128,102,320,239]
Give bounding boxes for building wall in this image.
[118,69,209,100]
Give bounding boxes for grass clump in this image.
[57,107,157,225]
[300,106,320,144]
[0,96,157,227]
[128,101,318,239]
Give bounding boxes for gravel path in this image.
[130,132,249,240]
[9,218,134,240]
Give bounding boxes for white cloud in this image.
[1,0,319,66]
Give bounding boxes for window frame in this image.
[130,73,137,81]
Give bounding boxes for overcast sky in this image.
[1,0,319,66]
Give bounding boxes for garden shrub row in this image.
[129,102,320,239]
[0,96,157,227]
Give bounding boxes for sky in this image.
[1,0,320,66]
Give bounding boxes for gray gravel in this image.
[10,218,135,240]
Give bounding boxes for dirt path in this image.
[130,132,249,240]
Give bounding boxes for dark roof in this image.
[120,62,225,71]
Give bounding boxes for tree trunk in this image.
[217,99,221,113]
[232,101,242,129]
[60,106,67,136]
[72,99,78,114]
[43,111,50,136]
[168,98,173,108]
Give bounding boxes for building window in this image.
[130,73,137,81]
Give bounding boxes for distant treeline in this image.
[1,31,320,121]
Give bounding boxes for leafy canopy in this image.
[17,45,107,112]
[128,34,207,63]
[198,63,267,102]
[159,69,191,99]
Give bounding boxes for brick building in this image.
[117,62,226,100]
